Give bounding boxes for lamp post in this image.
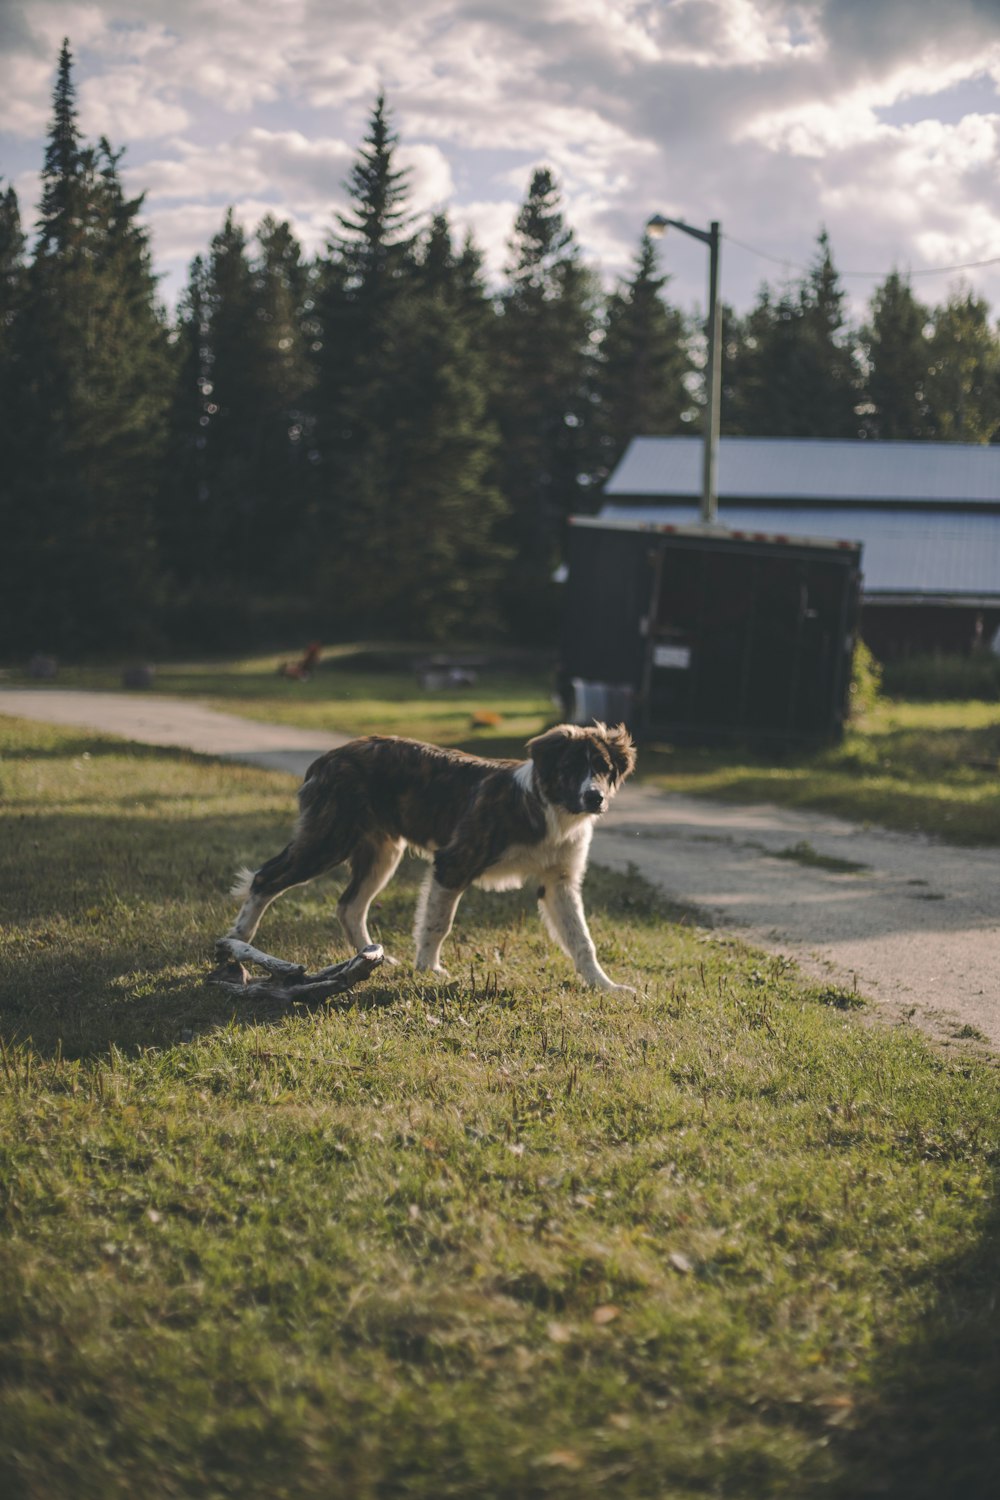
[646,214,721,526]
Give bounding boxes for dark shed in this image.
[560,516,862,745]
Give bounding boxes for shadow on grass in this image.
[826,1177,1000,1500]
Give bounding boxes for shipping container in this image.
[560,516,863,745]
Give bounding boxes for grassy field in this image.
[12,645,1000,844]
[1,714,998,1498]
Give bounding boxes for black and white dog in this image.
[222,722,637,989]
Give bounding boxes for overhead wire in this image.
[722,230,1000,280]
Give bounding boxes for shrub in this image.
[849,639,883,718]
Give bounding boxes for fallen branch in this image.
[208,939,384,1003]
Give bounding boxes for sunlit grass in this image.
[1,716,998,1498]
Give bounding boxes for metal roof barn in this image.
[601,437,1000,657]
[606,436,1000,508]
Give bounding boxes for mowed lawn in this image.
[1,714,999,1498]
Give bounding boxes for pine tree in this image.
[0,185,25,345]
[199,209,269,573]
[721,293,773,435]
[596,231,693,477]
[157,254,212,592]
[334,94,414,299]
[859,272,933,439]
[250,215,316,571]
[312,95,415,534]
[0,184,26,586]
[0,43,172,653]
[924,286,1000,443]
[795,230,859,436]
[158,209,319,636]
[35,39,82,259]
[354,239,509,637]
[721,232,858,438]
[0,184,25,411]
[495,168,599,637]
[311,104,507,638]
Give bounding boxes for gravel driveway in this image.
[2,688,997,1049]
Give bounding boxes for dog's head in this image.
[527,721,636,816]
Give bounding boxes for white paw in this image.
[585,973,635,993]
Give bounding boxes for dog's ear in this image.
[602,722,637,781]
[527,724,575,776]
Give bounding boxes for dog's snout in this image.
[583,787,605,813]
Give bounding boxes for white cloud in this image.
[79,66,189,139]
[397,143,455,212]
[3,0,1000,316]
[136,129,354,205]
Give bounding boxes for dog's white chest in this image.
[474,813,594,892]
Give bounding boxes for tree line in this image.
[2,41,999,657]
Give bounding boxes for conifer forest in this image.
[3,42,999,655]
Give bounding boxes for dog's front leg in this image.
[539,879,634,992]
[413,872,463,975]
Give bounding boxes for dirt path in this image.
[3,688,997,1049]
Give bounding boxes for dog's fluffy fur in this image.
[222,722,637,989]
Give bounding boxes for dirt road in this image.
[2,688,997,1049]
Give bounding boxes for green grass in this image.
[7,645,1000,842]
[1,716,999,1497]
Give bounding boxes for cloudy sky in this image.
[3,0,1000,319]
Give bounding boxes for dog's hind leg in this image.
[338,836,405,957]
[223,838,347,948]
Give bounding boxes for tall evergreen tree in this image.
[0,184,25,343]
[721,292,774,435]
[721,232,858,438]
[159,210,318,631]
[352,216,508,637]
[795,230,859,435]
[198,209,269,571]
[311,103,507,637]
[0,42,172,653]
[495,167,599,636]
[35,39,82,259]
[859,271,932,439]
[312,95,414,525]
[596,231,693,477]
[157,253,212,592]
[924,286,1000,443]
[0,183,26,590]
[250,215,316,568]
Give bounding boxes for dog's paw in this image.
[586,974,635,993]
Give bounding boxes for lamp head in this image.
[646,214,669,239]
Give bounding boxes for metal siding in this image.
[598,501,1000,597]
[605,436,1000,505]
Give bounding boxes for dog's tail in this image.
[230,866,257,901]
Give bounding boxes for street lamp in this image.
[646,214,721,526]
